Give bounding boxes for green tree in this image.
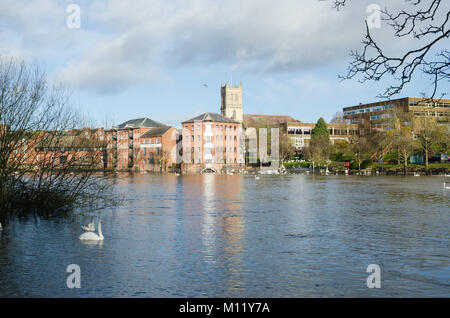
[311,117,330,138]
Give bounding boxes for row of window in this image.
[344,104,394,116]
[184,124,238,131]
[409,102,450,108]
[370,113,390,121]
[287,128,312,135]
[188,158,238,164]
[413,111,450,117]
[187,135,238,142]
[141,137,160,144]
[185,147,237,153]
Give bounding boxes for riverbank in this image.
[283,161,450,176]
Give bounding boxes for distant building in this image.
[243,114,298,128]
[181,112,244,173]
[282,122,359,150]
[221,83,243,123]
[343,97,450,131]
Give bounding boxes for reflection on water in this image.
[0,174,449,297]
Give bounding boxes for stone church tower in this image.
[220,82,243,123]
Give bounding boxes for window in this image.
[156,138,159,143]
[191,136,194,141]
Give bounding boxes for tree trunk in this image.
[425,149,429,174]
[404,154,408,176]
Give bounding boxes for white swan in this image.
[444,182,450,189]
[255,175,260,180]
[414,172,420,177]
[79,221,104,241]
[0,222,2,232]
[81,216,95,232]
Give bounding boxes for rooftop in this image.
[113,117,167,130]
[140,126,172,138]
[182,112,240,124]
[243,114,299,127]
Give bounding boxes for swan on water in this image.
[414,172,420,177]
[79,221,104,241]
[255,175,260,180]
[81,216,95,232]
[444,182,450,190]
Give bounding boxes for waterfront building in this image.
[9,127,107,170]
[136,126,180,172]
[105,118,170,171]
[343,97,450,131]
[181,112,244,173]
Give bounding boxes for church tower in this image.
[220,82,243,123]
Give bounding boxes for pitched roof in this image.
[182,112,240,124]
[114,118,167,129]
[243,114,299,127]
[140,126,172,138]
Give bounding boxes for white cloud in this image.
[2,0,444,93]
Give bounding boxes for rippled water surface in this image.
[0,174,449,297]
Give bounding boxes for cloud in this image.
[2,0,440,93]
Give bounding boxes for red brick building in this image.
[136,126,180,173]
[181,112,245,173]
[105,118,178,171]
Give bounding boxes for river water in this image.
[0,174,449,297]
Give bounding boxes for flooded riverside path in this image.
[0,174,449,297]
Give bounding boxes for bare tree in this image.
[329,0,449,99]
[389,126,416,175]
[305,136,331,172]
[414,116,439,171]
[349,134,373,174]
[279,134,296,167]
[0,56,117,224]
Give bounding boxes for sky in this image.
[1,0,448,128]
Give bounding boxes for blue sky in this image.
[1,0,448,128]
